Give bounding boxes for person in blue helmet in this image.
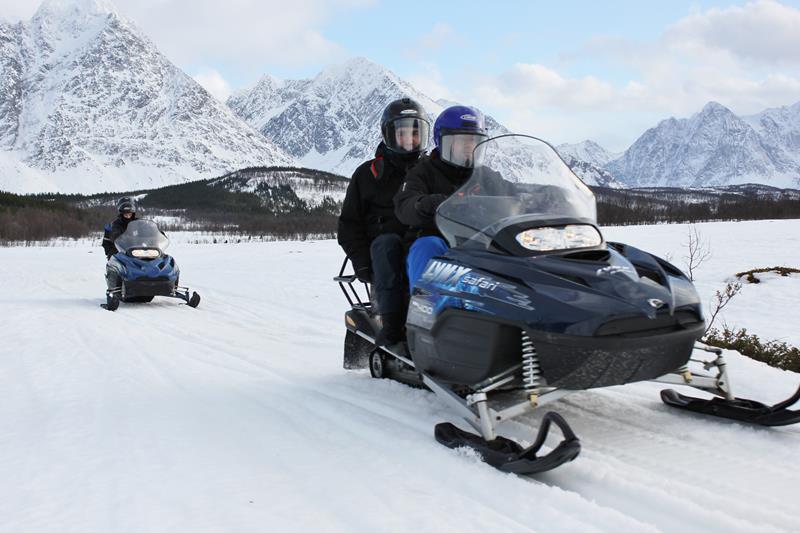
[395,105,506,289]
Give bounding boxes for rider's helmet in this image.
[433,105,488,168]
[381,98,431,155]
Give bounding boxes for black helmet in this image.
[116,197,136,215]
[380,98,431,155]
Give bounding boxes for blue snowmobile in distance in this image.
[103,219,200,311]
[336,134,800,475]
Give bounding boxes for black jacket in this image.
[337,143,419,272]
[394,149,514,241]
[393,149,475,239]
[102,215,135,258]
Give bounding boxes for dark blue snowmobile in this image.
[104,219,200,311]
[337,134,800,475]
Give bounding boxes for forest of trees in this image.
[594,187,800,225]
[2,170,800,243]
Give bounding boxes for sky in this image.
[3,0,800,151]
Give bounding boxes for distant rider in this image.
[102,197,137,259]
[337,98,431,345]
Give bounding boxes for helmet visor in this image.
[440,133,488,168]
[384,117,430,154]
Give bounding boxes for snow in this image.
[1,219,799,532]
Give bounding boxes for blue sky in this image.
[5,0,800,150]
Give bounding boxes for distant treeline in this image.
[0,192,108,242]
[594,187,800,225]
[1,167,344,243]
[3,173,800,243]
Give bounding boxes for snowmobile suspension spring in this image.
[521,332,541,393]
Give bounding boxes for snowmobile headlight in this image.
[515,225,602,251]
[131,248,160,259]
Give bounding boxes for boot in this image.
[375,312,405,347]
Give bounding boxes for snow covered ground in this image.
[1,219,798,532]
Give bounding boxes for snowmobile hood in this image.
[110,253,179,282]
[444,242,700,324]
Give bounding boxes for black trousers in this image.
[369,233,406,315]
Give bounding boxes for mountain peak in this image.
[318,57,395,83]
[699,101,734,116]
[1,0,293,194]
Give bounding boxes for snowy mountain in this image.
[0,0,293,195]
[228,58,515,178]
[742,101,800,172]
[556,141,623,188]
[558,140,618,167]
[606,102,800,188]
[210,167,348,210]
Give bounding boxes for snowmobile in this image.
[336,134,800,475]
[103,219,200,311]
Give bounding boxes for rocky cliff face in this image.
[606,102,800,188]
[0,0,293,194]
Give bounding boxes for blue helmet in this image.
[433,105,487,148]
[433,105,488,168]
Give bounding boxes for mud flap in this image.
[435,411,581,475]
[344,330,373,369]
[661,386,800,427]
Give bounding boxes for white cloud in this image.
[666,0,800,65]
[192,69,232,102]
[410,23,457,56]
[481,64,617,109]
[0,2,37,21]
[405,62,454,102]
[1,0,375,71]
[117,0,372,69]
[467,1,800,148]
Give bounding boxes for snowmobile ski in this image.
[661,386,800,426]
[101,292,120,311]
[435,412,581,475]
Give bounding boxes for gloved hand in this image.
[355,266,373,284]
[415,194,448,218]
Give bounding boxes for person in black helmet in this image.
[337,98,431,346]
[102,197,137,259]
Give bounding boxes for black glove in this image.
[415,194,448,218]
[355,266,373,284]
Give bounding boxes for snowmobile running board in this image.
[371,338,581,475]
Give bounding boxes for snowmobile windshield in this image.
[114,219,169,254]
[435,135,599,253]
